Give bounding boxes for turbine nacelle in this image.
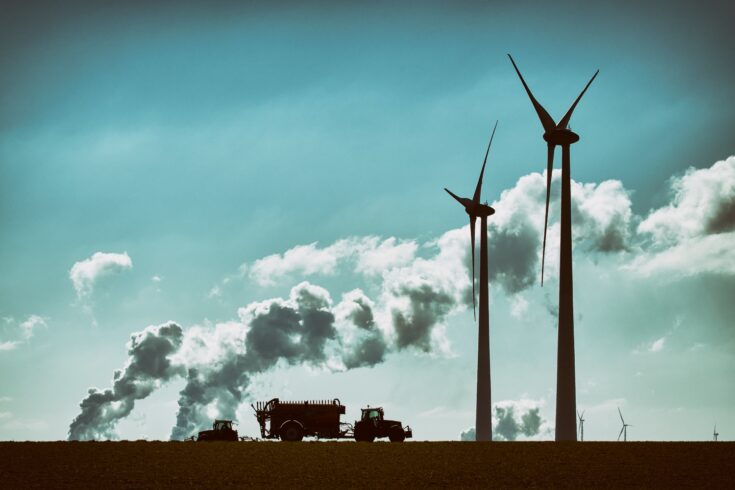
[464,201,495,218]
[443,120,498,319]
[543,128,580,146]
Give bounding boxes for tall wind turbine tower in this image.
[713,424,719,442]
[508,54,598,441]
[444,122,498,441]
[577,410,585,442]
[617,407,631,442]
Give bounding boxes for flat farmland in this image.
[1,441,733,488]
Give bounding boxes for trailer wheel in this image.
[280,421,304,442]
[388,426,406,443]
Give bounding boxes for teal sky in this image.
[1,1,734,441]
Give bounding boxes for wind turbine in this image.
[617,407,631,442]
[444,121,498,441]
[713,424,719,442]
[508,54,599,442]
[577,410,585,442]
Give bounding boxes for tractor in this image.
[354,406,412,442]
[195,419,239,442]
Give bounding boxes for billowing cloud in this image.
[69,252,133,298]
[632,157,735,277]
[483,170,632,293]
[638,157,735,241]
[459,398,551,441]
[335,289,387,369]
[68,322,185,440]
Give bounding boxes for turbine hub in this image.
[543,128,579,146]
[475,203,495,217]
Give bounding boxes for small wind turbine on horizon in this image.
[577,410,585,442]
[617,407,631,442]
[444,121,498,442]
[713,424,719,442]
[508,54,599,442]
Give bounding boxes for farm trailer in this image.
[252,398,412,442]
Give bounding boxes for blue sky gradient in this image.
[1,0,733,441]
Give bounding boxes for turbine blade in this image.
[470,215,477,320]
[618,407,625,425]
[507,54,557,132]
[473,121,498,203]
[444,188,465,207]
[541,144,554,286]
[618,427,624,441]
[556,69,600,130]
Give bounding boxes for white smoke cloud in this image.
[69,252,133,299]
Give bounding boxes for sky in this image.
[1,0,734,441]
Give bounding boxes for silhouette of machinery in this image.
[252,398,412,442]
[354,406,413,442]
[195,419,239,441]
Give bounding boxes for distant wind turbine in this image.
[713,424,719,442]
[508,54,599,442]
[444,121,498,442]
[617,407,631,442]
[577,410,585,442]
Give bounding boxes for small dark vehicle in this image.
[253,398,349,442]
[354,406,412,443]
[196,419,239,442]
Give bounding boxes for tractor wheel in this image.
[354,426,375,443]
[280,421,304,442]
[388,426,406,443]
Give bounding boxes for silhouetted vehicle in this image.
[196,419,239,441]
[354,406,412,443]
[253,398,349,441]
[252,398,412,442]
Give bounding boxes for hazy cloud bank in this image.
[70,157,734,440]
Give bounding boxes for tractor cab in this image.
[213,420,233,431]
[361,407,384,423]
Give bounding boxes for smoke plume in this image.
[68,322,184,440]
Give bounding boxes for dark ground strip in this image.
[1,442,733,488]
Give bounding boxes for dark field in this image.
[1,441,733,488]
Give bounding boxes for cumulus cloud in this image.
[631,157,735,277]
[638,157,735,241]
[69,252,133,299]
[248,237,417,286]
[0,315,47,352]
[460,398,551,441]
[485,170,632,293]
